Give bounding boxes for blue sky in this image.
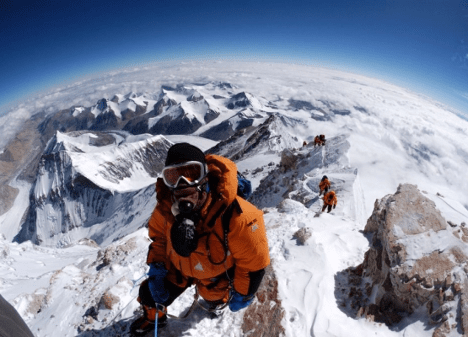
[1,0,468,113]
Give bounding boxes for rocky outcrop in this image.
[227,92,253,109]
[347,184,468,336]
[0,112,47,216]
[292,227,312,245]
[242,264,285,337]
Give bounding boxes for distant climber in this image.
[322,190,337,213]
[319,134,326,145]
[319,175,331,196]
[313,135,321,146]
[130,143,270,336]
[314,134,326,146]
[303,140,307,147]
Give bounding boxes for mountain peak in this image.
[14,132,172,247]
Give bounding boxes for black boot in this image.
[203,299,226,319]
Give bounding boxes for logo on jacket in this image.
[194,262,204,271]
[247,218,259,233]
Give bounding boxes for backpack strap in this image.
[216,199,242,260]
[206,198,242,266]
[221,198,242,240]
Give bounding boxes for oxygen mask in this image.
[170,192,202,258]
[168,177,209,258]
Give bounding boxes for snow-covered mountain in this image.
[37,83,274,144]
[2,62,468,337]
[208,113,303,161]
[14,131,171,247]
[0,83,274,215]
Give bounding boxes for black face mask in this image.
[170,209,200,258]
[170,183,209,258]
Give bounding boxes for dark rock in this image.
[292,227,312,245]
[90,111,118,131]
[200,120,236,141]
[227,92,251,109]
[448,221,457,227]
[204,109,220,124]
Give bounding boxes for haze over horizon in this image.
[1,0,468,116]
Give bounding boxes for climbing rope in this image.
[104,273,146,330]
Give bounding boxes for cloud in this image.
[0,61,464,148]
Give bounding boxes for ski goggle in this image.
[161,161,207,189]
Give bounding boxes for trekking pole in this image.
[154,307,158,337]
[154,303,167,337]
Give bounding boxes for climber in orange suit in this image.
[319,175,331,196]
[322,190,337,213]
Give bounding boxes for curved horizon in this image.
[1,0,467,115]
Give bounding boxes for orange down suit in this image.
[319,178,331,193]
[314,135,321,146]
[147,154,270,301]
[323,191,337,207]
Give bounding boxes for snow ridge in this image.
[250,134,366,223]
